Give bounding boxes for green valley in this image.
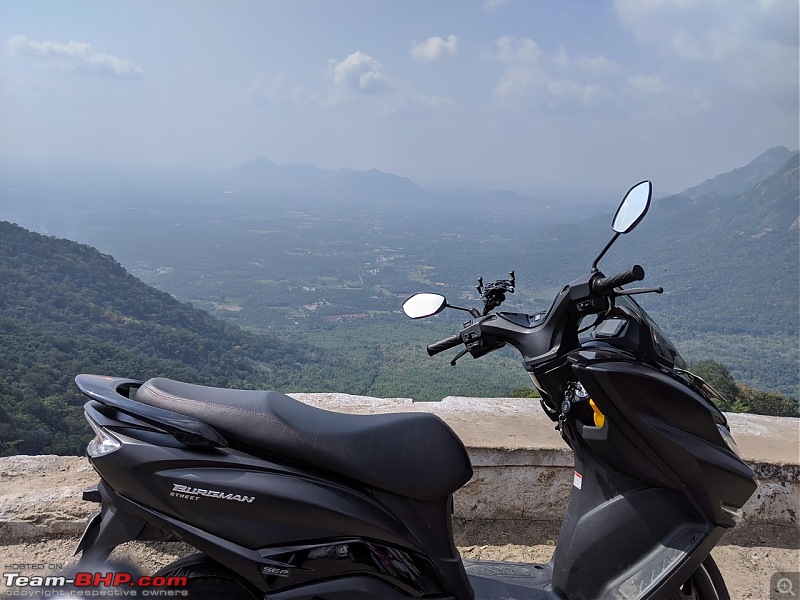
[0,147,797,455]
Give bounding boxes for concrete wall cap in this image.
[289,394,799,465]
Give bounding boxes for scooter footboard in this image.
[465,559,553,600]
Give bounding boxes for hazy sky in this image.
[1,0,797,195]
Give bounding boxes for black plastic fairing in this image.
[84,401,198,450]
[83,418,473,598]
[89,479,465,597]
[545,351,757,597]
[254,538,446,596]
[372,490,474,600]
[551,474,708,599]
[88,435,414,550]
[571,359,757,525]
[76,375,226,447]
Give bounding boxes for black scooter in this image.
[74,181,757,599]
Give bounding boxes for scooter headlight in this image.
[716,424,741,457]
[85,415,121,457]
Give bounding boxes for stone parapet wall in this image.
[294,394,799,529]
[1,396,797,545]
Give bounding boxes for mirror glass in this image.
[402,293,446,319]
[612,180,652,233]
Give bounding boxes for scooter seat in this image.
[134,377,473,502]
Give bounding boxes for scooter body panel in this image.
[545,352,758,599]
[82,398,474,597]
[93,442,415,551]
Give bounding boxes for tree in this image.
[737,385,800,417]
[507,388,541,398]
[688,360,739,410]
[689,360,799,417]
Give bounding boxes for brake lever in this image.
[450,348,469,366]
[614,287,664,296]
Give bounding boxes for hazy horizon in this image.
[1,145,795,204]
[1,1,797,197]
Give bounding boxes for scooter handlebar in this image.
[427,334,463,356]
[592,264,645,296]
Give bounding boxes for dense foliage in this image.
[0,221,537,455]
[0,222,343,455]
[689,360,799,417]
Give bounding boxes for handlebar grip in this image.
[592,264,645,295]
[427,334,463,356]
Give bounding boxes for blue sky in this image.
[1,0,797,196]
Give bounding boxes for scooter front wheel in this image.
[153,553,259,600]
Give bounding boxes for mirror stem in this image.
[591,232,620,272]
[446,303,481,318]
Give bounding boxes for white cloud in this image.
[628,74,666,95]
[246,73,315,107]
[328,51,392,96]
[409,35,458,62]
[247,51,451,115]
[613,0,789,58]
[325,50,417,112]
[7,35,144,79]
[492,36,542,64]
[494,65,546,98]
[612,0,798,97]
[547,79,610,108]
[574,54,621,75]
[487,36,615,109]
[691,86,716,112]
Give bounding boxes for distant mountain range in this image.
[225,147,798,212]
[222,156,610,222]
[224,157,425,199]
[681,146,795,200]
[653,148,799,231]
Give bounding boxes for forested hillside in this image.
[604,152,799,395]
[0,221,342,455]
[0,148,797,456]
[504,150,799,398]
[680,146,795,199]
[0,221,535,455]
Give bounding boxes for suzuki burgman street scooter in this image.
[74,180,757,599]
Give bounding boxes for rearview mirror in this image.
[612,180,652,234]
[402,293,447,319]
